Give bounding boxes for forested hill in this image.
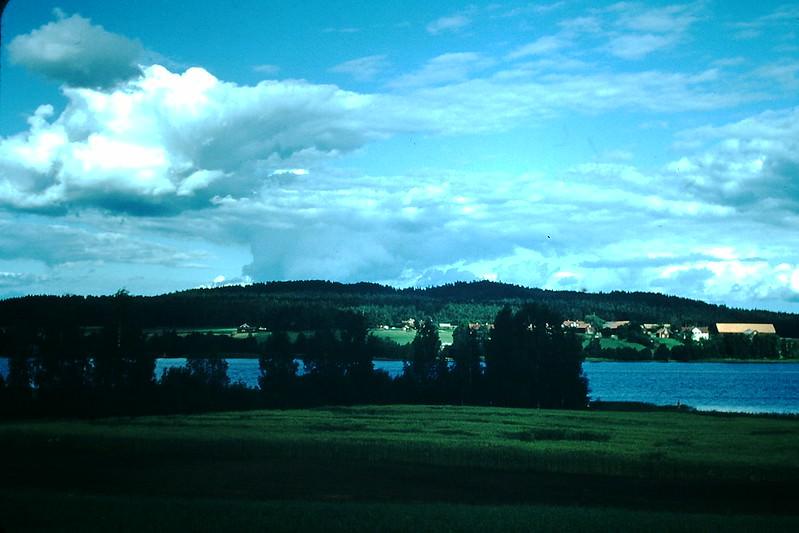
[1,280,798,337]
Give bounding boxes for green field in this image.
[370,327,454,345]
[2,405,798,532]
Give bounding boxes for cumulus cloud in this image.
[8,12,143,89]
[0,65,402,214]
[3,3,798,310]
[669,107,799,213]
[0,25,770,218]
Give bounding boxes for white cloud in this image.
[575,2,705,60]
[253,64,280,74]
[220,107,799,307]
[614,3,700,34]
[606,33,675,60]
[330,54,390,81]
[731,3,799,40]
[389,53,495,88]
[3,3,799,310]
[669,107,799,211]
[0,216,211,267]
[399,67,758,135]
[505,35,571,61]
[427,13,471,35]
[8,12,143,89]
[752,60,799,91]
[0,65,399,214]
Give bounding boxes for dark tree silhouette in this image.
[485,304,587,408]
[406,319,443,380]
[337,312,374,382]
[446,323,484,404]
[186,354,230,389]
[89,290,155,412]
[400,319,445,403]
[258,330,300,408]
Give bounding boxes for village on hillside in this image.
[561,320,777,341]
[365,318,796,360]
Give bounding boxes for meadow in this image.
[1,405,798,532]
[370,327,454,346]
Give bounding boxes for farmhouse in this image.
[562,320,595,334]
[680,326,710,342]
[716,323,776,336]
[644,324,672,338]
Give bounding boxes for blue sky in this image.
[1,1,799,313]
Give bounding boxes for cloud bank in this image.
[1,4,798,311]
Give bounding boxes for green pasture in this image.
[1,405,797,531]
[597,337,650,351]
[370,327,454,345]
[654,337,684,348]
[582,336,684,352]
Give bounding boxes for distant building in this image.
[237,323,259,333]
[680,326,709,342]
[644,323,672,338]
[716,323,776,336]
[603,320,630,330]
[654,326,671,339]
[562,320,595,335]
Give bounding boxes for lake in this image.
[152,359,799,414]
[2,358,798,414]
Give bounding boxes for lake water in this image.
[584,361,799,414]
[2,358,798,414]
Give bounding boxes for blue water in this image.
[151,359,799,414]
[585,361,799,414]
[2,358,798,414]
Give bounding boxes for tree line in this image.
[0,292,587,418]
[2,280,798,336]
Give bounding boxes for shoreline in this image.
[584,357,799,364]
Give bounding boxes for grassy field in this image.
[1,405,798,531]
[370,327,454,345]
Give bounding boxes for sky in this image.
[0,1,798,313]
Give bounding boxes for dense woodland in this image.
[1,280,798,335]
[0,281,797,417]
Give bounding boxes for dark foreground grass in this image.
[1,405,798,531]
[3,488,799,533]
